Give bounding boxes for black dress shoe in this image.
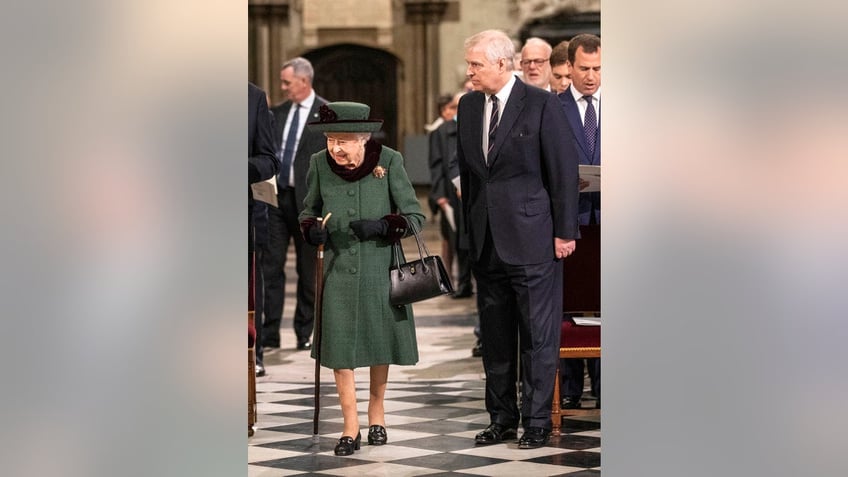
[296,340,312,350]
[471,342,483,357]
[254,364,266,377]
[334,431,361,456]
[562,396,582,409]
[367,425,387,445]
[262,342,280,350]
[474,423,517,445]
[518,427,550,449]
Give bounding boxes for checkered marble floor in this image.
[251,194,600,475]
[249,379,600,476]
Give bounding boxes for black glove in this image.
[349,219,388,240]
[305,225,328,246]
[249,162,260,184]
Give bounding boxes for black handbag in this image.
[389,220,454,306]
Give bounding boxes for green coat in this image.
[300,145,425,369]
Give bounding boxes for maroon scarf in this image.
[325,140,382,182]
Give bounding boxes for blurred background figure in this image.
[549,40,572,94]
[427,93,459,272]
[261,58,329,355]
[428,91,474,299]
[425,93,457,133]
[520,37,553,90]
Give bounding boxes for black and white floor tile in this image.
[249,380,600,476]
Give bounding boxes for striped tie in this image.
[486,95,499,162]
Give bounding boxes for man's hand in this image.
[554,237,576,259]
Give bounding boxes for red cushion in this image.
[248,322,256,348]
[561,318,600,348]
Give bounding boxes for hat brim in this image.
[306,120,383,133]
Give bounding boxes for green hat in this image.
[306,101,383,133]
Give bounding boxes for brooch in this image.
[373,166,386,179]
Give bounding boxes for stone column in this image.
[403,1,449,128]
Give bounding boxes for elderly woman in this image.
[299,102,425,456]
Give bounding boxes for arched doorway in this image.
[304,44,399,149]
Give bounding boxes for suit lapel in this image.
[466,92,486,170]
[561,89,592,161]
[296,97,325,156]
[487,79,526,168]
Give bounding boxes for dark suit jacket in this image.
[249,83,279,188]
[249,82,279,205]
[457,77,580,265]
[428,119,458,206]
[271,94,329,211]
[558,87,600,225]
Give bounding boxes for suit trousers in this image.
[261,187,317,346]
[562,355,600,399]
[473,228,563,430]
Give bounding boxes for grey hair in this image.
[522,37,553,56]
[464,30,515,71]
[282,57,314,83]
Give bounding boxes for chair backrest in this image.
[562,224,600,314]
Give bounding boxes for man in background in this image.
[429,91,474,301]
[261,57,329,352]
[549,40,572,94]
[519,37,553,90]
[558,33,602,409]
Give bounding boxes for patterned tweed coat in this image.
[300,143,425,369]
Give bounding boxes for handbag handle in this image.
[391,217,431,279]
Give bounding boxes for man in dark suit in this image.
[457,30,580,449]
[249,82,279,376]
[558,33,602,409]
[261,57,329,351]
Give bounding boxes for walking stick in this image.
[312,212,332,444]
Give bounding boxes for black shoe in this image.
[262,342,280,350]
[367,425,387,445]
[474,423,517,445]
[471,342,483,357]
[254,364,266,377]
[562,396,581,409]
[518,427,550,449]
[296,340,312,350]
[334,431,361,456]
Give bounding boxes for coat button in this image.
[349,267,357,274]
[349,248,357,255]
[348,208,356,216]
[347,189,356,196]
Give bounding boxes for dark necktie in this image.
[583,95,597,156]
[486,95,499,162]
[278,103,300,187]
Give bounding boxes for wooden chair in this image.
[248,311,257,437]
[552,224,601,437]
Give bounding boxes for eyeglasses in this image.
[520,58,549,67]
